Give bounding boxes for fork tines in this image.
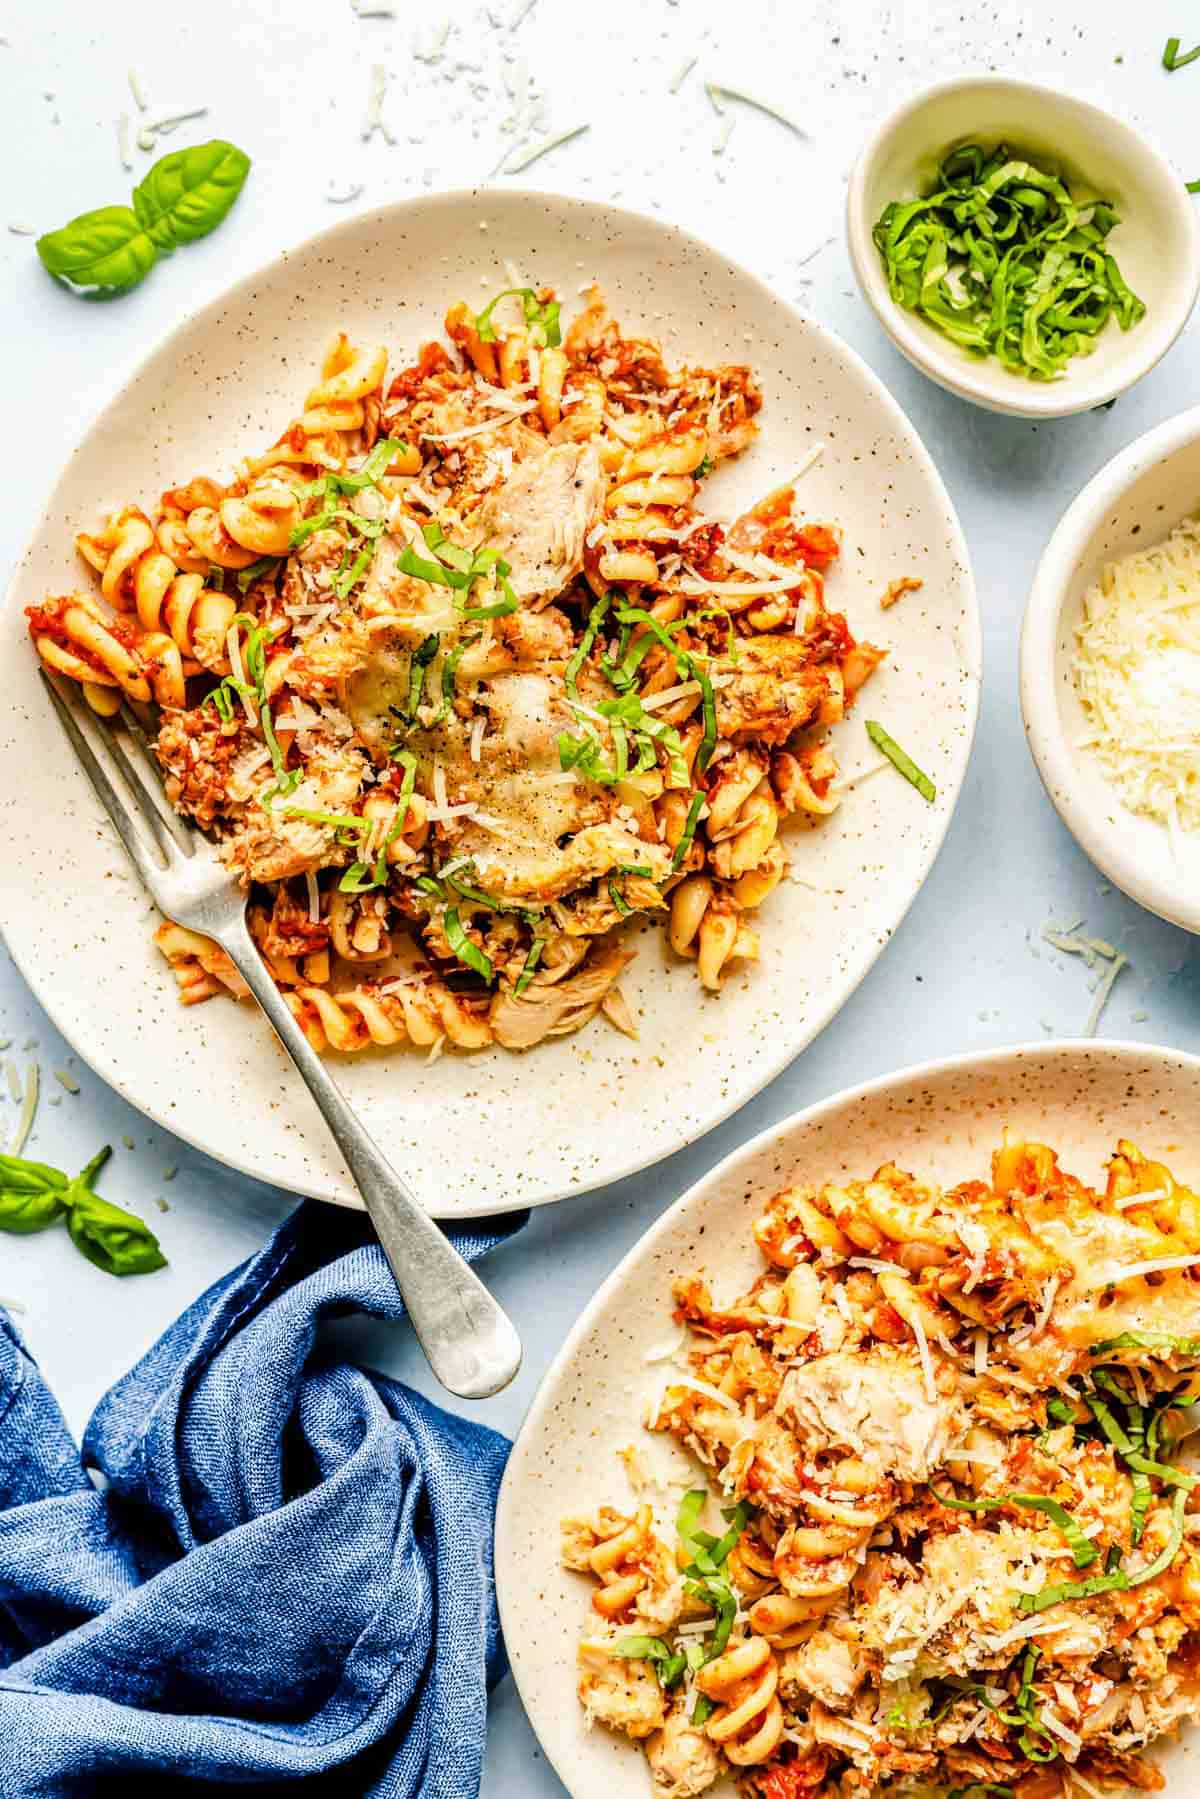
[39,673,194,899]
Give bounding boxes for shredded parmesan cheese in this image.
[1039,1707,1083,1753]
[362,63,396,145]
[469,714,487,762]
[12,1063,38,1157]
[502,123,590,174]
[1084,1252,1200,1288]
[1086,951,1128,1036]
[1114,1188,1169,1209]
[642,1330,687,1364]
[656,1375,743,1416]
[424,402,539,443]
[788,441,827,487]
[1073,514,1200,831]
[909,1307,937,1405]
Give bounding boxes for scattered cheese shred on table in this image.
[11,1063,39,1157]
[1040,919,1131,1036]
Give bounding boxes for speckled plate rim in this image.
[496,1036,1200,1796]
[0,186,981,1217]
[1021,402,1200,935]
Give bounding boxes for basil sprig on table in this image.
[0,1147,166,1277]
[872,142,1145,381]
[37,140,251,297]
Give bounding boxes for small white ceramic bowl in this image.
[1022,404,1200,932]
[847,75,1200,418]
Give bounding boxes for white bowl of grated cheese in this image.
[1022,404,1200,932]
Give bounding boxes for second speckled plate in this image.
[495,1040,1200,1795]
[0,189,979,1215]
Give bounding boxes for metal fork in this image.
[41,672,522,1401]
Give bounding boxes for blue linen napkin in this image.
[0,1199,525,1797]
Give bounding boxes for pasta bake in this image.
[27,285,882,1056]
[563,1135,1200,1797]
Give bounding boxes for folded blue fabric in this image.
[0,1200,525,1797]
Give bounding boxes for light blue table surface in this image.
[4,1,1200,1790]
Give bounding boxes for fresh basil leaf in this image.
[0,1152,69,1234]
[65,1171,167,1278]
[37,205,159,295]
[132,140,251,249]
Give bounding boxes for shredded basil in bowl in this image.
[872,141,1145,382]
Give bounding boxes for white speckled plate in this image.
[496,1039,1200,1797]
[0,190,978,1216]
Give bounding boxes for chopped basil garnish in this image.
[930,1484,1098,1567]
[431,638,472,726]
[866,719,936,803]
[444,906,493,983]
[404,634,440,723]
[611,1491,751,1726]
[281,805,370,842]
[608,876,632,917]
[288,439,408,576]
[872,143,1145,382]
[474,286,562,347]
[610,1635,687,1689]
[670,791,705,873]
[565,593,611,697]
[1164,36,1200,71]
[1017,1488,1188,1613]
[339,750,417,893]
[234,555,280,594]
[513,936,544,997]
[202,612,299,807]
[1090,1329,1200,1357]
[397,523,520,618]
[1046,1398,1080,1425]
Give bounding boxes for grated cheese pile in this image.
[1073,514,1200,832]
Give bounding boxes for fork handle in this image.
[215,919,522,1400]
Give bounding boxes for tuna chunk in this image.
[475,442,604,607]
[777,1347,960,1482]
[714,636,843,745]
